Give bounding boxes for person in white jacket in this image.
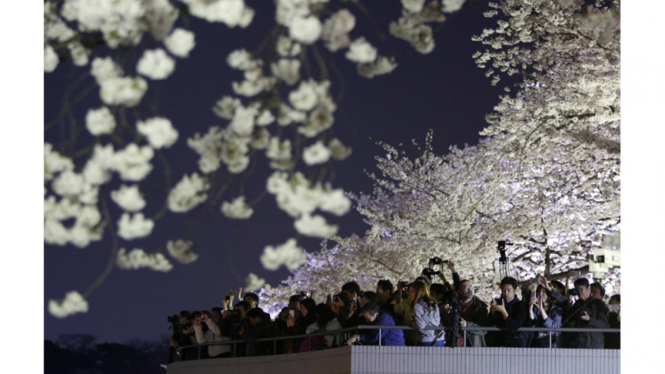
[408,282,446,347]
[193,310,231,358]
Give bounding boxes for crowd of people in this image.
[168,261,620,362]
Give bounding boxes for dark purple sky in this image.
[44,0,515,343]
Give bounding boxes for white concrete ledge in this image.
[167,346,620,374]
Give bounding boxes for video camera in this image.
[429,256,449,265]
[422,267,439,279]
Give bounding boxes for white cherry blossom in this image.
[271,59,301,85]
[227,49,256,70]
[256,110,275,126]
[302,141,331,165]
[260,238,306,271]
[48,291,88,318]
[442,0,466,13]
[52,170,84,197]
[117,248,173,272]
[319,188,351,216]
[328,138,352,160]
[117,213,154,240]
[99,77,148,107]
[245,273,266,292]
[166,239,198,264]
[288,81,318,111]
[85,107,116,136]
[221,196,254,219]
[289,16,322,44]
[137,117,179,149]
[229,106,257,136]
[111,184,145,212]
[346,38,378,63]
[168,173,210,212]
[321,9,355,52]
[358,56,398,78]
[91,57,123,84]
[137,48,176,80]
[163,28,196,58]
[294,213,338,238]
[213,96,241,119]
[276,35,301,57]
[44,144,74,181]
[182,0,254,27]
[112,143,154,181]
[44,45,58,72]
[401,0,426,13]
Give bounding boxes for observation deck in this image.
[168,325,620,374]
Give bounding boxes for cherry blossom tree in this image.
[259,0,621,306]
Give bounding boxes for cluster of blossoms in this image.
[116,248,173,271]
[49,291,89,319]
[42,0,261,315]
[266,171,351,238]
[389,0,467,54]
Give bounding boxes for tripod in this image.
[498,241,511,279]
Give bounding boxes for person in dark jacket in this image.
[345,302,405,346]
[605,294,620,349]
[376,280,399,323]
[487,277,529,347]
[240,308,273,356]
[450,279,489,347]
[564,278,610,349]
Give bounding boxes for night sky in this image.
[44,0,517,343]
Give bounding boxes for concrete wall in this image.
[167,346,620,374]
[349,347,619,374]
[167,346,353,374]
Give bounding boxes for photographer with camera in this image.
[563,278,609,349]
[527,283,563,348]
[168,311,196,363]
[451,279,489,347]
[487,277,529,347]
[193,309,232,358]
[427,257,457,291]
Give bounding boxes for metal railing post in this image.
[274,340,277,355]
[198,345,201,359]
[378,328,382,347]
[548,332,552,348]
[463,329,467,348]
[233,342,237,357]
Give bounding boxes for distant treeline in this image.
[45,334,169,374]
